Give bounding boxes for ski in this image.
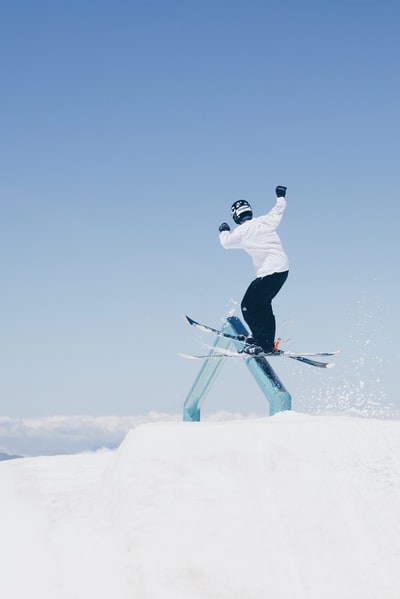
[183,315,339,368]
[184,315,339,358]
[184,315,249,343]
[179,350,335,368]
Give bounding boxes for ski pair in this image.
[182,315,339,369]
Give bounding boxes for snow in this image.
[1,412,400,598]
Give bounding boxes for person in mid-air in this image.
[218,185,289,354]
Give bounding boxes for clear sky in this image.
[1,0,399,419]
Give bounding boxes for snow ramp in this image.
[102,412,400,599]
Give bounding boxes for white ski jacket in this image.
[219,197,289,278]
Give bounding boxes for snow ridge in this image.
[1,412,400,598]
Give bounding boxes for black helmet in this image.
[231,199,253,224]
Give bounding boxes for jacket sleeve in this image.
[219,227,245,249]
[258,197,286,228]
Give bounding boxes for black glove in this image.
[219,222,230,232]
[275,185,287,198]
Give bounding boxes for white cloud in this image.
[0,413,181,456]
[2,406,399,458]
[0,411,260,456]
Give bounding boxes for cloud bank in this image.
[1,406,399,457]
[0,411,259,456]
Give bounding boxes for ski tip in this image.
[326,362,336,368]
[183,314,195,326]
[178,352,197,360]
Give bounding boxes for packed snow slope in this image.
[1,412,400,599]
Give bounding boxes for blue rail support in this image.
[183,322,233,422]
[183,316,292,421]
[225,316,292,416]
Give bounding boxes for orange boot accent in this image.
[273,337,282,352]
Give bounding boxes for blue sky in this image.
[1,0,399,419]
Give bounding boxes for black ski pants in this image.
[241,270,289,352]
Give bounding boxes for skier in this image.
[218,186,289,354]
